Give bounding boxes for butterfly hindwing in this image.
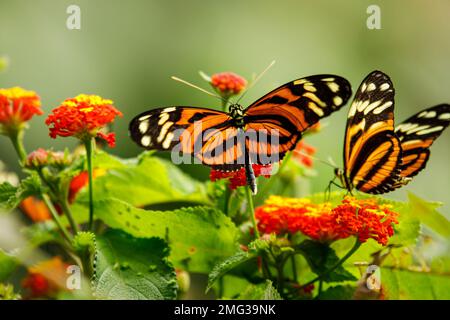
[344,71,403,194]
[244,75,352,163]
[395,104,450,179]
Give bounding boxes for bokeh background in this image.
[1,0,449,214]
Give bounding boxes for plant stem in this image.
[245,186,259,239]
[221,97,229,112]
[299,238,362,289]
[85,138,95,230]
[60,198,79,234]
[291,256,298,283]
[8,129,27,163]
[42,193,72,243]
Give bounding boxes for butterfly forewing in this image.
[395,104,450,179]
[344,71,403,194]
[244,75,352,163]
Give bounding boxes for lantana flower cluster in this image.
[210,164,273,190]
[256,196,399,245]
[45,94,122,147]
[0,87,42,132]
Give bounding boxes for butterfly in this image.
[129,75,352,194]
[333,70,450,194]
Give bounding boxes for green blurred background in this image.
[1,0,449,213]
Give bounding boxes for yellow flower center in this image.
[0,87,39,100]
[61,94,113,112]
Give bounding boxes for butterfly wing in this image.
[344,71,403,194]
[243,75,352,163]
[395,104,450,179]
[129,106,243,168]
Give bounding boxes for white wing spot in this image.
[321,77,335,81]
[157,121,173,142]
[141,135,151,147]
[163,107,176,113]
[326,82,339,93]
[406,124,430,135]
[304,92,326,107]
[438,113,450,120]
[363,100,382,115]
[356,100,370,112]
[304,84,317,92]
[139,120,149,133]
[162,132,174,149]
[366,83,376,91]
[373,101,393,114]
[380,83,390,91]
[158,113,170,125]
[361,83,367,92]
[333,96,343,106]
[139,114,151,121]
[308,102,324,116]
[416,126,444,135]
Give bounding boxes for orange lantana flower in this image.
[45,94,122,147]
[0,87,42,131]
[256,196,398,245]
[210,164,272,190]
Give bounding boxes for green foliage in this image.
[94,229,177,300]
[0,283,20,300]
[381,268,450,300]
[238,280,282,300]
[77,198,240,273]
[207,250,257,293]
[76,151,209,208]
[0,182,16,210]
[319,285,355,300]
[0,173,42,210]
[0,250,17,281]
[407,192,450,238]
[297,240,357,283]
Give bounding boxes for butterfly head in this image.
[229,103,245,126]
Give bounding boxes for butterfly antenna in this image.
[171,76,229,104]
[236,60,276,104]
[294,150,338,169]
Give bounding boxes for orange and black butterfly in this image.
[333,70,449,194]
[129,75,352,194]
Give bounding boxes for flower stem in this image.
[245,186,260,239]
[42,193,72,243]
[221,98,229,112]
[85,138,95,230]
[8,129,27,163]
[299,238,362,289]
[60,198,79,234]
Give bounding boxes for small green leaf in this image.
[297,240,357,283]
[94,229,177,300]
[6,173,42,209]
[207,250,257,293]
[78,198,240,273]
[0,182,17,210]
[407,192,450,238]
[238,280,282,300]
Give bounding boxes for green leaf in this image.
[381,268,450,300]
[0,172,42,209]
[297,240,357,283]
[0,249,18,281]
[320,285,355,300]
[407,192,450,238]
[0,182,17,210]
[94,229,177,300]
[75,152,208,208]
[81,198,240,273]
[238,280,282,300]
[207,250,257,293]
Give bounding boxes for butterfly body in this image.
[130,74,352,193]
[335,70,449,195]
